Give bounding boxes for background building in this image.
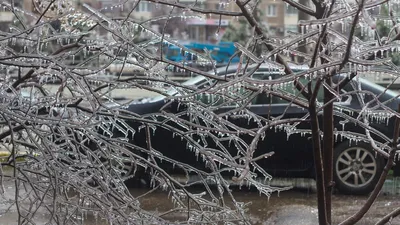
[186,0,235,42]
[284,4,299,35]
[2,0,300,41]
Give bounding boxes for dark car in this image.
[94,63,400,195]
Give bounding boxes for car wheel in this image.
[333,141,384,195]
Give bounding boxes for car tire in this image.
[333,141,384,195]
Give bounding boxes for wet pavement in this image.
[1,178,400,224]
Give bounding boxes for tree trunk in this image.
[323,77,334,224]
[309,81,328,225]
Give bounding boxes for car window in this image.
[151,67,310,105]
[341,80,366,104]
[193,71,277,106]
[253,92,271,104]
[271,78,324,104]
[195,72,290,106]
[270,78,352,105]
[194,78,258,106]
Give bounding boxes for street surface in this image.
[2,88,400,224]
[1,177,400,224]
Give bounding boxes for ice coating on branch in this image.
[362,9,376,30]
[0,0,399,224]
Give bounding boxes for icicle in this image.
[363,9,376,29]
[341,21,345,33]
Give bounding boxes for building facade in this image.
[3,0,299,41]
[185,0,236,42]
[257,0,301,37]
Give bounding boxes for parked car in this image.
[106,57,145,75]
[89,63,400,195]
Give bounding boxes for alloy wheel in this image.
[335,146,377,188]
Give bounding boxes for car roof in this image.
[148,63,308,102]
[179,62,299,86]
[140,63,400,104]
[336,73,399,99]
[213,62,308,75]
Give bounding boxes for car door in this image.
[249,77,354,176]
[203,72,316,176]
[145,76,240,173]
[246,82,315,176]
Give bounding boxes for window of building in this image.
[269,26,278,35]
[135,2,151,12]
[267,5,277,17]
[285,25,298,34]
[286,5,297,14]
